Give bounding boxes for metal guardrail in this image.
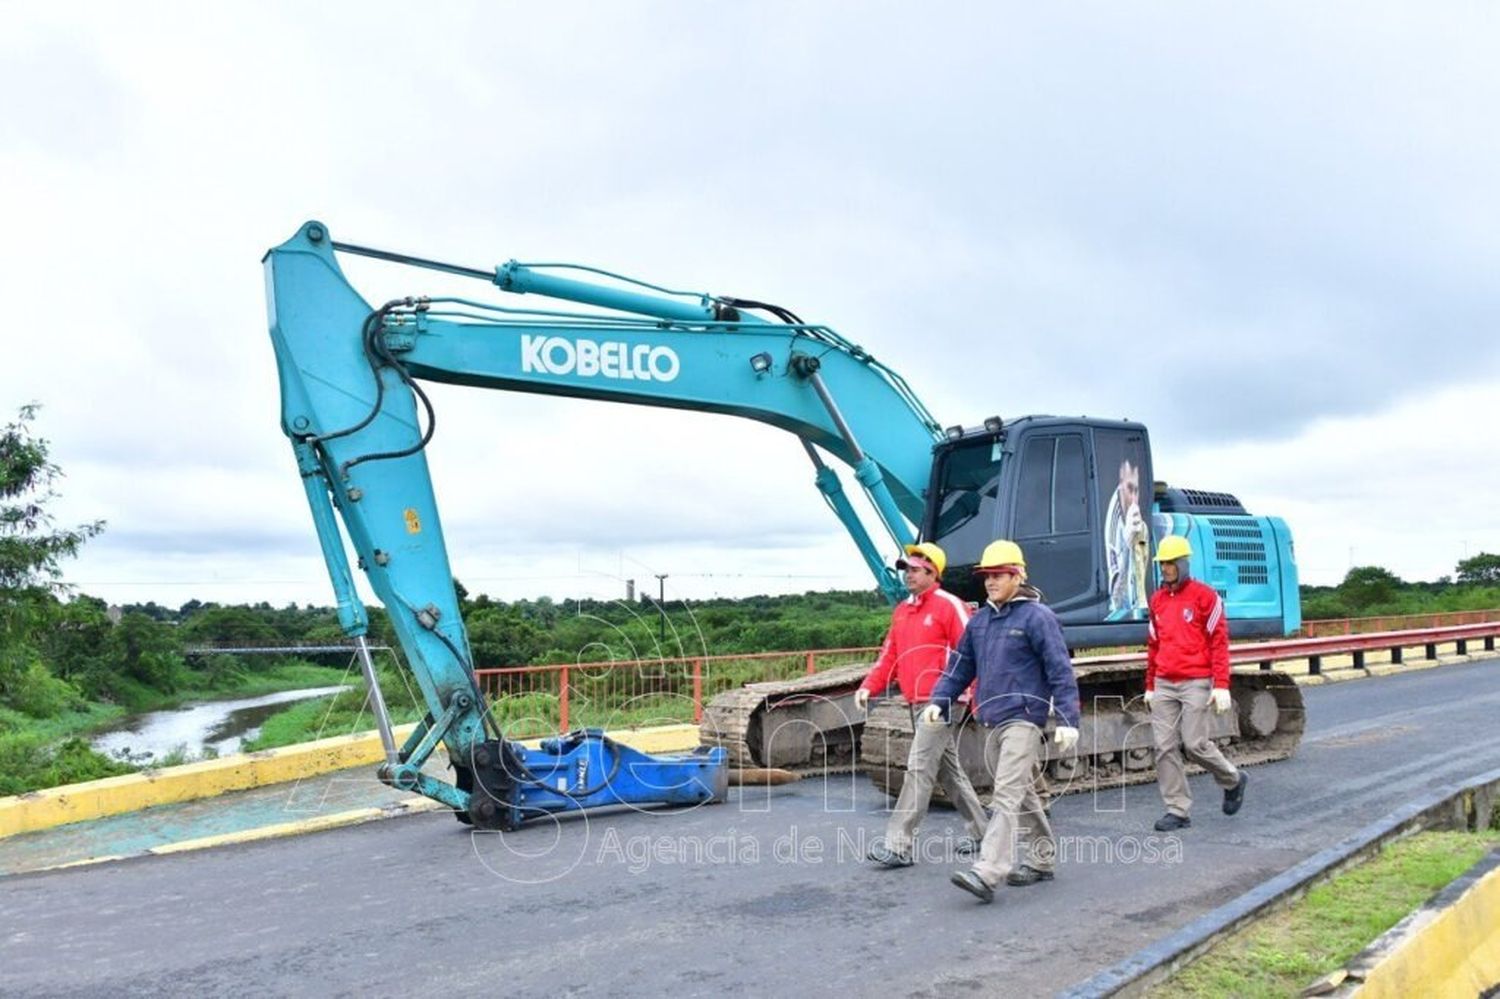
[180,611,1500,736]
[471,621,1500,734]
[472,647,879,735]
[1300,608,1500,637]
[1074,622,1500,676]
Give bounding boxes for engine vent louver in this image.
[1207,517,1270,586]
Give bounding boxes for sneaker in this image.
[1154,813,1191,832]
[955,836,980,859]
[1223,772,1248,816]
[867,843,914,868]
[950,869,995,903]
[1005,865,1055,887]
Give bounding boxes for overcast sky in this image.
[3,2,1497,614]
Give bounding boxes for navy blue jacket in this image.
[930,594,1081,729]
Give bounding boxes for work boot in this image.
[1154,813,1191,832]
[950,869,994,903]
[1223,772,1248,816]
[1005,865,1055,887]
[867,843,913,868]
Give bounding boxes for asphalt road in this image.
[5,659,1500,998]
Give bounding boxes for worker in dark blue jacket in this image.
[926,539,1081,904]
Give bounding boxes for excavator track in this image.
[701,660,1305,795]
[863,665,1306,801]
[699,664,870,773]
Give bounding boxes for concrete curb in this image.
[1283,650,1492,687]
[0,724,419,839]
[1332,847,1500,997]
[0,723,701,840]
[1059,764,1500,998]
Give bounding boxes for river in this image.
[91,685,348,765]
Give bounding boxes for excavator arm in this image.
[262,221,944,825]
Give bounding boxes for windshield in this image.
[927,439,1004,568]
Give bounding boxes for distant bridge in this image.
[181,642,395,657]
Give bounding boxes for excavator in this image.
[263,221,1305,824]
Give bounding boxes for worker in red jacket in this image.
[858,542,988,868]
[1145,536,1247,831]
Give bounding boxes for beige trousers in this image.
[971,721,1055,887]
[885,710,988,854]
[1150,677,1240,817]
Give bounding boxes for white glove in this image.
[1053,726,1079,752]
[918,703,944,726]
[1211,688,1232,714]
[853,688,870,712]
[1143,690,1155,707]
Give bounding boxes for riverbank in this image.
[0,662,348,796]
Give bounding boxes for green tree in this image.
[0,405,105,590]
[1456,552,1500,586]
[179,605,280,646]
[1337,565,1403,612]
[114,611,186,692]
[39,595,116,697]
[0,405,104,714]
[466,604,546,667]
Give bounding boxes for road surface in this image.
[4,659,1499,997]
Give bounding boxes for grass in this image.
[164,661,349,706]
[240,666,425,751]
[1152,829,1500,998]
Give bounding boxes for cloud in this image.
[1173,377,1500,585]
[3,3,1497,609]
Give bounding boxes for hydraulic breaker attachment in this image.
[452,730,728,831]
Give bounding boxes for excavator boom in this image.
[263,221,949,823]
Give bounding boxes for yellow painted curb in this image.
[1355,856,1500,998]
[0,724,417,840]
[0,722,703,840]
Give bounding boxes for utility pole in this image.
[654,573,668,642]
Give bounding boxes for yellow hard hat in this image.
[1154,536,1193,562]
[976,539,1026,574]
[898,542,947,577]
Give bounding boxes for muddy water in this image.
[92,685,348,764]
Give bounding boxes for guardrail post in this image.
[805,652,816,675]
[1308,655,1321,676]
[1487,636,1496,653]
[1353,650,1365,669]
[1391,646,1403,665]
[1457,639,1468,655]
[559,665,570,733]
[1260,659,1272,671]
[1426,642,1438,660]
[693,658,704,725]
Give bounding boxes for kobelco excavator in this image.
[263,222,1304,824]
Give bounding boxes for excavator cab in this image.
[924,417,1157,648]
[923,415,1297,646]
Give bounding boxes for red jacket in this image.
[1146,578,1230,690]
[860,586,971,704]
